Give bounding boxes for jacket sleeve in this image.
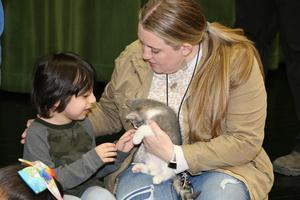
[88,40,143,136]
[182,56,267,174]
[23,122,104,190]
[88,75,123,136]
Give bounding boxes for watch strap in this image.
[168,147,177,169]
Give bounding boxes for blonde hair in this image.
[139,0,207,48]
[140,0,264,142]
[188,22,264,142]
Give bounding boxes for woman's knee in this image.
[81,186,116,200]
[192,172,250,200]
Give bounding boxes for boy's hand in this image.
[116,129,135,152]
[95,143,117,163]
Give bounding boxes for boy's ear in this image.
[48,101,60,117]
[53,101,60,108]
[181,43,193,56]
[50,101,61,113]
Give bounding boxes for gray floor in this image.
[0,64,300,199]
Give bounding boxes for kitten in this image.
[126,99,200,200]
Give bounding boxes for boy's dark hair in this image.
[31,52,96,118]
[0,165,63,200]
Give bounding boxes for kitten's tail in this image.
[172,176,201,200]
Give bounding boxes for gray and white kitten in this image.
[126,99,199,200]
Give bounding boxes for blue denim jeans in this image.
[64,186,116,200]
[116,165,250,200]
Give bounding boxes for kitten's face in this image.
[126,111,146,129]
[126,98,182,145]
[126,99,163,129]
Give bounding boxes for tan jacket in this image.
[88,39,274,200]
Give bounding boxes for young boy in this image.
[23,52,134,200]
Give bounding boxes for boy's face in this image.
[60,90,96,121]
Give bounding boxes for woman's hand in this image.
[143,121,174,162]
[21,119,34,144]
[116,129,135,152]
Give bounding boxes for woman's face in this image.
[138,24,186,74]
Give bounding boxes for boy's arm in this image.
[95,150,129,178]
[54,149,104,190]
[95,129,134,177]
[23,122,53,165]
[23,122,104,190]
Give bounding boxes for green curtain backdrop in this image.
[199,0,235,27]
[1,0,140,93]
[199,0,282,70]
[0,0,281,93]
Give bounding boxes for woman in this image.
[87,0,274,199]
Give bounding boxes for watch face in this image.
[168,161,177,169]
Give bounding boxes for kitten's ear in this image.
[127,99,140,107]
[126,99,134,107]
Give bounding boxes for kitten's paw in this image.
[153,176,163,184]
[133,135,143,145]
[132,164,142,173]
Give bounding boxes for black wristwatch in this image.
[168,160,177,169]
[168,150,177,169]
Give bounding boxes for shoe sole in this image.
[273,165,300,176]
